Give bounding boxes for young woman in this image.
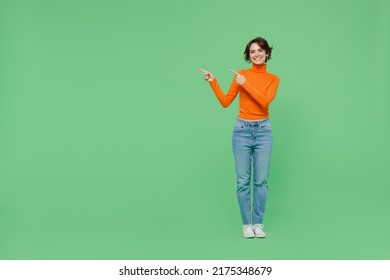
[199,37,280,238]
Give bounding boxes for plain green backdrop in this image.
[1,0,389,259]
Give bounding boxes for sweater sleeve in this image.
[209,78,240,108]
[241,75,280,108]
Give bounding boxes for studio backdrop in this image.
[1,0,389,259]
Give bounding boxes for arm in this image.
[209,78,240,108]
[241,76,280,108]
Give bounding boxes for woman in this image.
[199,37,280,238]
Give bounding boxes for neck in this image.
[251,63,267,73]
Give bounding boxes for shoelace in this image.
[254,224,264,229]
[243,225,254,231]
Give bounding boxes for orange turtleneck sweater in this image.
[209,64,280,120]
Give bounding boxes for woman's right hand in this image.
[198,68,215,82]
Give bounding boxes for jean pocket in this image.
[259,123,272,132]
[233,124,245,131]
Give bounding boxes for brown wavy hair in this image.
[244,37,273,63]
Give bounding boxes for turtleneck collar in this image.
[251,63,267,73]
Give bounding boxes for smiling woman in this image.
[244,37,273,64]
[198,37,280,239]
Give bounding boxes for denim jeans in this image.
[232,118,273,225]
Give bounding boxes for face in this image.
[249,43,268,65]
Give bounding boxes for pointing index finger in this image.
[198,68,209,74]
[230,69,239,75]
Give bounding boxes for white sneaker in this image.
[242,224,255,238]
[253,224,267,238]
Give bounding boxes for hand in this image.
[198,68,215,82]
[230,69,246,85]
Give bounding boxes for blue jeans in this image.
[232,118,273,225]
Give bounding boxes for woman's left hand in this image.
[230,69,246,85]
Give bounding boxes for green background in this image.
[1,0,389,259]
